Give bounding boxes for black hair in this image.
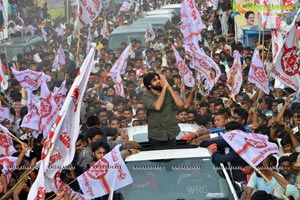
[86,116,100,127]
[87,128,103,140]
[91,140,110,153]
[245,11,254,19]
[233,107,249,122]
[225,121,245,131]
[280,134,292,146]
[143,73,160,90]
[278,156,291,166]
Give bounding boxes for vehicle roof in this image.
[0,36,44,46]
[144,9,176,16]
[110,25,149,35]
[132,16,170,24]
[125,147,211,162]
[161,3,181,9]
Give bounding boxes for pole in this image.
[3,43,10,78]
[253,167,289,200]
[75,16,81,68]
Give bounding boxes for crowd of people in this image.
[0,0,299,199]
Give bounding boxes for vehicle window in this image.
[115,158,233,200]
[109,33,145,51]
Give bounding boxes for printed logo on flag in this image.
[87,158,109,179]
[40,98,52,118]
[281,45,298,76]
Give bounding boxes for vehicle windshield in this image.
[115,157,234,200]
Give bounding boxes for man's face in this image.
[150,75,162,91]
[246,13,255,26]
[292,113,300,126]
[279,161,291,176]
[137,110,147,121]
[214,115,227,127]
[176,111,187,123]
[75,139,84,154]
[98,111,108,126]
[122,110,133,122]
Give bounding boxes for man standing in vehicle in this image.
[142,73,183,146]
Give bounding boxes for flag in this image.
[145,23,155,43]
[119,1,132,12]
[52,44,66,69]
[78,0,102,27]
[86,28,92,54]
[110,44,131,97]
[77,144,133,199]
[41,28,47,41]
[0,59,7,90]
[0,0,8,27]
[28,162,46,200]
[248,48,270,94]
[0,156,18,183]
[33,53,42,63]
[222,130,278,167]
[192,48,221,91]
[0,106,14,123]
[21,89,41,133]
[52,80,67,109]
[11,68,51,90]
[172,45,195,87]
[40,80,60,138]
[270,21,300,91]
[0,124,17,156]
[180,0,204,56]
[227,51,243,95]
[28,47,96,197]
[102,19,110,39]
[271,29,284,60]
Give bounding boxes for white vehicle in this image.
[113,124,239,200]
[161,3,181,15]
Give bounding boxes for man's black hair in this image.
[143,73,160,90]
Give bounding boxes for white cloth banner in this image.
[78,0,102,27]
[119,1,132,12]
[0,106,14,123]
[0,59,8,90]
[222,130,278,167]
[248,48,269,94]
[52,44,66,69]
[0,124,17,156]
[77,144,133,199]
[145,23,155,43]
[172,45,195,87]
[52,80,67,109]
[226,51,243,95]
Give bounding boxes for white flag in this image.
[271,29,284,60]
[0,106,14,123]
[180,0,204,56]
[21,89,41,132]
[0,59,8,90]
[52,44,66,69]
[227,51,243,95]
[102,19,110,39]
[172,45,195,87]
[52,80,67,109]
[119,1,132,12]
[248,48,269,94]
[192,48,221,91]
[0,156,18,183]
[41,28,47,41]
[77,144,133,199]
[40,80,60,138]
[78,0,102,27]
[11,68,51,90]
[27,162,46,200]
[28,47,96,198]
[145,23,155,43]
[222,130,278,167]
[110,44,132,97]
[0,124,17,156]
[270,21,300,91]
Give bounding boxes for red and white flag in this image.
[86,28,93,54]
[180,0,204,56]
[119,1,132,12]
[52,44,66,69]
[172,45,195,87]
[255,0,281,29]
[248,48,269,94]
[41,28,47,41]
[192,48,221,91]
[0,124,17,156]
[271,29,284,60]
[28,162,46,200]
[28,47,96,197]
[21,89,41,133]
[0,59,8,90]
[0,156,18,183]
[11,68,51,90]
[0,106,14,123]
[77,144,133,199]
[145,23,155,43]
[40,80,60,138]
[102,19,110,39]
[52,80,67,109]
[110,44,131,97]
[270,21,300,91]
[227,51,243,95]
[77,0,102,27]
[222,130,278,167]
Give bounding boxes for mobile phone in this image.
[293,126,299,134]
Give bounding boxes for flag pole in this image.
[261,27,265,64]
[3,43,10,78]
[75,7,81,68]
[253,167,289,200]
